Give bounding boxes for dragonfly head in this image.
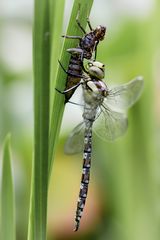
[86,61,105,79]
[94,25,106,41]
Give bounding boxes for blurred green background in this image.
[0,0,160,239]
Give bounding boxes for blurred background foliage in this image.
[0,0,160,239]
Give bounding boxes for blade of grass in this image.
[0,134,16,240]
[49,0,94,179]
[49,0,65,104]
[27,0,50,239]
[50,0,65,95]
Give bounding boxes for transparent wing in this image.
[64,122,85,154]
[93,106,128,141]
[105,76,144,112]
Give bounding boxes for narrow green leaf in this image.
[27,0,50,239]
[0,134,16,240]
[49,0,94,178]
[49,0,65,102]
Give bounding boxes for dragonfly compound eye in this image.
[88,62,93,67]
[88,67,104,79]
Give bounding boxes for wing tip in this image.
[132,75,144,90]
[136,76,144,81]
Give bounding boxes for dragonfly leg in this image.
[76,4,86,34]
[55,82,82,95]
[68,100,84,107]
[55,88,64,94]
[94,42,98,60]
[58,60,83,78]
[92,41,99,60]
[67,48,84,62]
[86,17,93,31]
[67,47,83,56]
[67,47,84,61]
[61,35,82,40]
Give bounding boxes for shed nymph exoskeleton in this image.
[58,6,106,103]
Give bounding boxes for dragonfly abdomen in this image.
[65,55,82,102]
[74,123,92,231]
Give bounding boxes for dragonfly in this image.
[59,7,106,103]
[64,61,144,231]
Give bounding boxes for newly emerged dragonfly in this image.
[64,61,144,231]
[59,8,106,103]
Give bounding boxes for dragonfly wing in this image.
[93,106,128,142]
[64,122,85,154]
[106,76,144,111]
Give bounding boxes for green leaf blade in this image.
[1,134,16,240]
[50,0,65,97]
[28,0,50,239]
[28,1,94,239]
[49,0,94,179]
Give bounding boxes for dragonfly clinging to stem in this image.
[64,61,144,231]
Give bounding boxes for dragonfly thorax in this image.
[87,80,108,96]
[83,80,108,105]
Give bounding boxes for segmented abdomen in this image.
[65,55,82,103]
[74,122,92,231]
